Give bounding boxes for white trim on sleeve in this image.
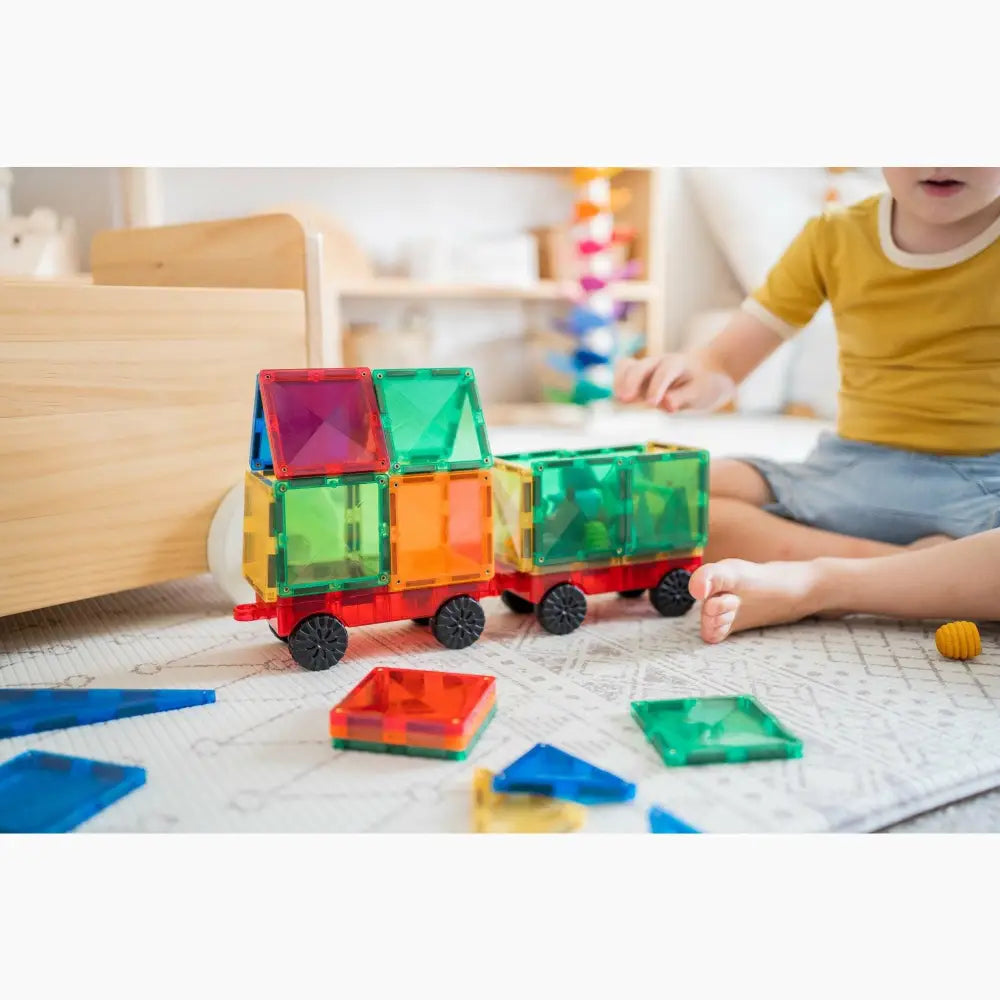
[739,296,800,340]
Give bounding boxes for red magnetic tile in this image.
[259,368,389,479]
[329,667,496,738]
[330,690,497,748]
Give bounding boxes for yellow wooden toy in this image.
[935,621,982,660]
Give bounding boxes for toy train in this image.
[234,367,708,671]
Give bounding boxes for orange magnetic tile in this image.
[388,470,493,591]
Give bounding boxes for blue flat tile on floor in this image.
[492,743,636,804]
[649,805,701,833]
[0,750,147,833]
[0,688,216,739]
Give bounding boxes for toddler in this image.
[615,168,1000,640]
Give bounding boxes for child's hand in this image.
[613,353,736,413]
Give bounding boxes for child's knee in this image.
[709,459,773,506]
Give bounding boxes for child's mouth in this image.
[919,178,966,197]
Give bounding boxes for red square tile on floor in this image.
[329,667,496,739]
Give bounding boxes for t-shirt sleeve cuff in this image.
[740,296,801,340]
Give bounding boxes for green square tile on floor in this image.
[631,695,803,767]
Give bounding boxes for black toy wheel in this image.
[649,568,695,617]
[431,595,486,650]
[501,590,535,615]
[268,622,289,643]
[536,583,587,635]
[411,617,431,626]
[618,589,645,599]
[288,614,349,671]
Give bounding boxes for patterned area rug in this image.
[2,575,1000,833]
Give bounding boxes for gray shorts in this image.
[739,432,1000,545]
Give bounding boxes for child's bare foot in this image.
[688,559,826,643]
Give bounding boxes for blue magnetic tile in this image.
[492,743,636,805]
[0,688,216,740]
[649,805,701,834]
[249,380,273,472]
[0,751,146,833]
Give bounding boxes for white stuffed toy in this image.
[0,204,80,278]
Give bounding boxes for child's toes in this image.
[701,608,737,643]
[704,592,740,618]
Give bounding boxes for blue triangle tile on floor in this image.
[491,743,636,804]
[0,750,147,833]
[0,688,216,740]
[649,805,701,834]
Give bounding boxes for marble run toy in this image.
[234,366,709,671]
[543,166,640,406]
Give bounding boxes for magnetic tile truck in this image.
[235,368,708,671]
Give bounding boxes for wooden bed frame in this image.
[0,213,337,618]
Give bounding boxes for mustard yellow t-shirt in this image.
[744,193,1000,455]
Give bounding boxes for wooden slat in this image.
[3,501,221,619]
[0,281,306,618]
[0,404,249,522]
[0,281,302,343]
[91,213,307,291]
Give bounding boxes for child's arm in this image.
[614,309,785,413]
[616,211,829,413]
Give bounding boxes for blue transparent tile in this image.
[0,751,146,833]
[492,743,635,804]
[649,805,701,834]
[0,688,216,740]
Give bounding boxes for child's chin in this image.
[914,198,972,224]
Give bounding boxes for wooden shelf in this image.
[340,278,658,303]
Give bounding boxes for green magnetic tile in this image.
[627,449,708,556]
[495,443,709,565]
[372,368,493,473]
[630,696,803,767]
[332,706,496,760]
[273,473,389,596]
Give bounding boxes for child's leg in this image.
[705,496,904,563]
[690,528,1000,642]
[708,457,902,561]
[710,459,775,505]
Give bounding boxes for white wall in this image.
[159,168,573,272]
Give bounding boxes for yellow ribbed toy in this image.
[935,621,982,660]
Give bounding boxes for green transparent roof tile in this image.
[372,368,493,473]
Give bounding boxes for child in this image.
[614,168,1000,636]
